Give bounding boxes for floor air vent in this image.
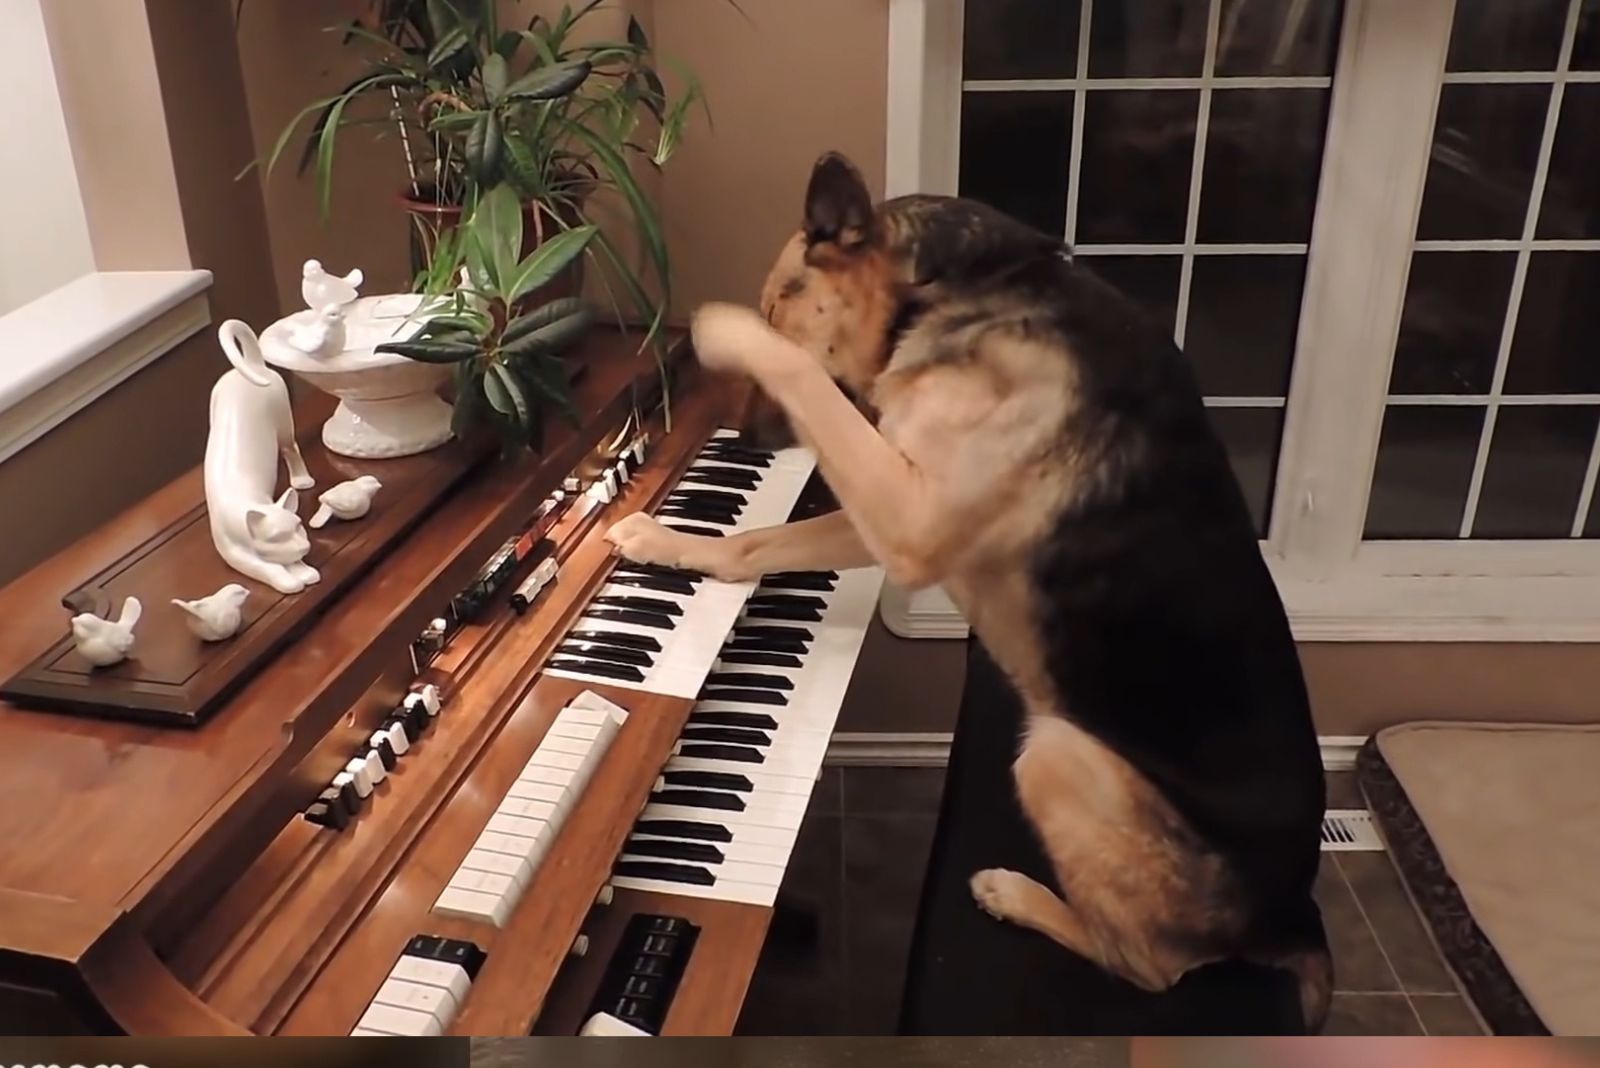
[1321,809,1385,852]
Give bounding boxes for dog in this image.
[605,152,1331,1030]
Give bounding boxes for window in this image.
[886,0,1600,639]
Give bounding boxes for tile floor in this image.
[735,768,1486,1036]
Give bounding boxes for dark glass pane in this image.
[1390,252,1516,395]
[1505,252,1600,394]
[1474,406,1599,537]
[1089,0,1208,77]
[1216,0,1343,76]
[1077,90,1197,243]
[1365,406,1485,538]
[1207,406,1285,537]
[1416,85,1549,240]
[1198,88,1331,244]
[1537,84,1600,239]
[964,0,1082,80]
[958,92,1073,237]
[1575,0,1600,70]
[1185,255,1306,396]
[1080,255,1181,338]
[1446,0,1569,71]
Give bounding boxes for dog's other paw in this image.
[970,867,1032,923]
[604,512,681,566]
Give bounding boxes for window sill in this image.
[0,270,213,464]
[879,572,1600,643]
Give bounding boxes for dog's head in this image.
[740,152,1065,448]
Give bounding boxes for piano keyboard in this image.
[432,691,629,927]
[546,430,817,700]
[611,564,885,906]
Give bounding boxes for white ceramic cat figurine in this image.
[207,320,320,595]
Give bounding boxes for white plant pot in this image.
[260,294,455,459]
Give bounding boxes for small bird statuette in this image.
[70,596,142,668]
[310,475,382,529]
[172,583,250,642]
[301,259,363,311]
[287,303,347,357]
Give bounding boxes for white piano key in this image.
[519,761,580,787]
[363,749,387,786]
[538,733,600,759]
[356,1001,444,1037]
[556,703,614,728]
[434,885,512,926]
[498,796,561,824]
[390,956,472,1005]
[662,757,816,796]
[568,690,631,720]
[475,828,544,862]
[459,847,536,886]
[545,718,605,742]
[640,801,804,832]
[506,778,570,807]
[580,1011,651,1037]
[611,871,776,908]
[616,851,779,889]
[486,812,550,840]
[525,749,586,772]
[625,832,791,869]
[374,977,457,1022]
[448,867,517,898]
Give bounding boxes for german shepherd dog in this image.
[606,152,1331,1030]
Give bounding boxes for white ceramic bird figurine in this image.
[172,583,250,642]
[70,596,142,667]
[287,303,347,356]
[301,259,363,310]
[309,475,383,529]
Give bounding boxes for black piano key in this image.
[749,593,830,610]
[558,641,653,667]
[657,507,737,526]
[371,737,398,771]
[615,860,716,886]
[769,569,839,582]
[700,442,772,462]
[689,711,779,731]
[678,742,765,764]
[626,837,727,864]
[724,637,810,656]
[663,523,726,538]
[699,449,771,468]
[651,787,746,811]
[690,462,761,481]
[585,607,677,630]
[568,628,663,651]
[667,488,747,507]
[733,624,814,643]
[607,574,698,596]
[743,603,822,621]
[681,726,773,746]
[700,687,789,707]
[663,769,754,791]
[680,471,758,491]
[593,594,684,616]
[705,670,795,691]
[636,818,733,842]
[716,649,804,668]
[759,572,837,592]
[614,561,704,582]
[547,657,646,682]
[305,797,349,831]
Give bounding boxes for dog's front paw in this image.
[970,868,1031,923]
[605,512,684,567]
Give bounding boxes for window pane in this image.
[958,92,1073,237]
[1416,84,1550,241]
[1445,0,1570,71]
[1215,0,1343,76]
[1473,406,1600,538]
[1088,0,1208,78]
[1077,90,1197,244]
[1198,88,1332,244]
[1575,0,1600,69]
[1537,84,1600,240]
[963,0,1082,80]
[1505,252,1600,395]
[1207,406,1285,537]
[1080,254,1181,338]
[1390,252,1516,395]
[1365,406,1486,538]
[1185,254,1306,396]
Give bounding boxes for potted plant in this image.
[262,0,709,339]
[377,184,596,454]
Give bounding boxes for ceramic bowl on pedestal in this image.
[259,295,453,459]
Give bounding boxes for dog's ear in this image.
[804,152,875,251]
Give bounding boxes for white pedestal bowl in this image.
[260,295,455,459]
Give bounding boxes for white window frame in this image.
[881,0,1600,641]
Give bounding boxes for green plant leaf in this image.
[473,183,525,292]
[502,304,593,361]
[507,225,597,304]
[502,297,587,344]
[556,118,668,289]
[626,14,649,51]
[519,353,580,424]
[426,24,470,68]
[504,59,592,101]
[375,339,482,362]
[486,363,531,431]
[482,53,508,104]
[313,72,414,219]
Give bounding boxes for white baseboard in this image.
[827,732,1367,771]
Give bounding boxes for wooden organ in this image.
[0,329,882,1036]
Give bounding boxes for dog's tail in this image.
[1248,901,1333,1033]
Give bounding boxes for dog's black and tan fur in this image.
[606,153,1331,1029]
